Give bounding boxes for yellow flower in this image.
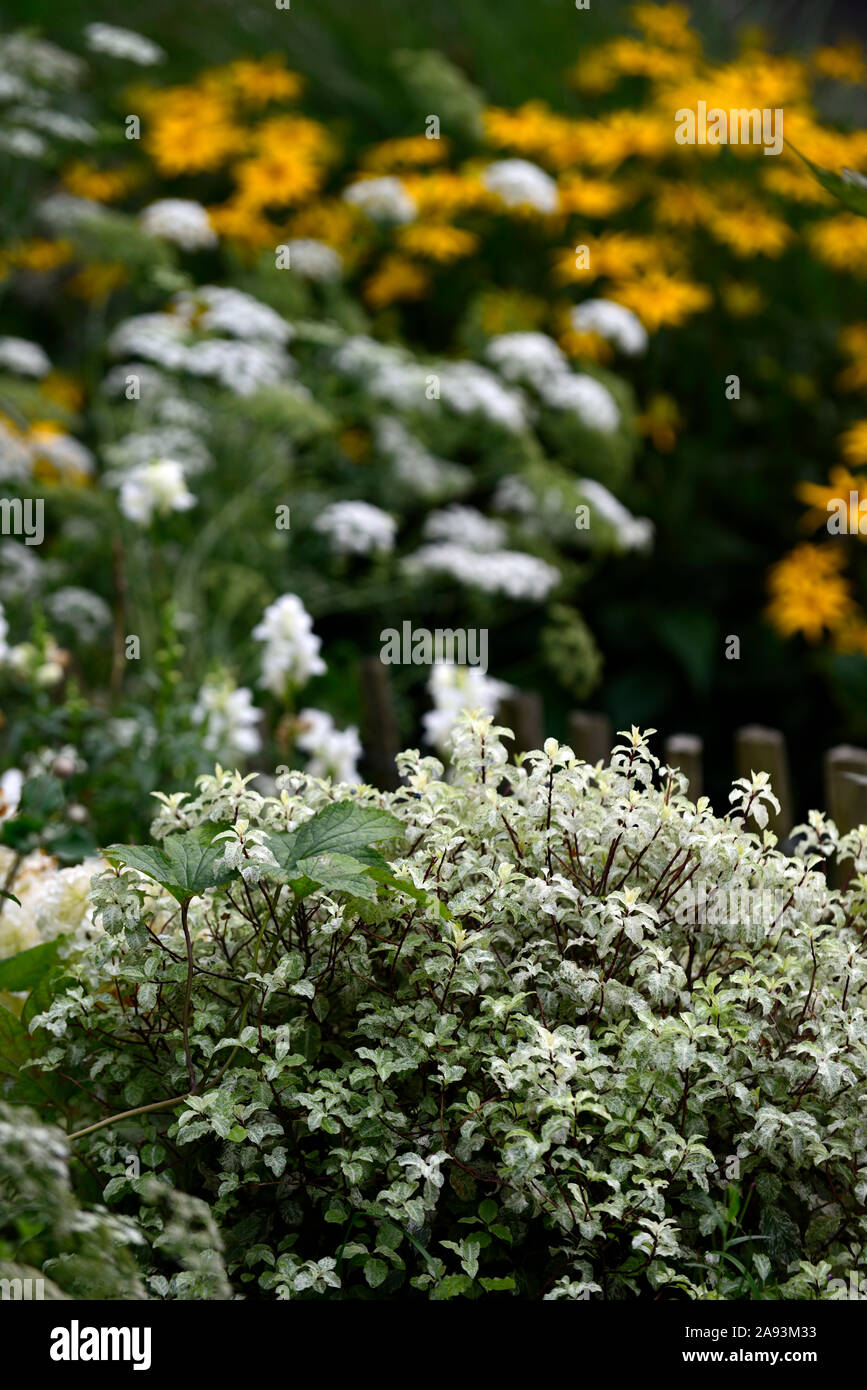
[797,468,866,532]
[761,162,832,205]
[813,42,866,85]
[402,171,488,217]
[840,421,867,465]
[553,302,614,363]
[637,393,682,452]
[6,238,73,272]
[567,51,619,97]
[483,103,578,166]
[234,116,335,208]
[767,544,853,641]
[653,182,716,227]
[707,203,791,258]
[40,372,85,414]
[596,37,697,82]
[223,57,304,106]
[66,263,127,303]
[396,223,479,263]
[719,281,765,317]
[363,255,429,310]
[62,161,140,202]
[832,613,867,655]
[607,271,711,330]
[554,231,680,286]
[140,84,246,176]
[837,325,867,392]
[288,199,364,254]
[558,174,638,217]
[207,199,280,251]
[809,215,867,276]
[362,136,449,172]
[630,3,699,52]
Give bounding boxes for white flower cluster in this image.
[104,426,212,478]
[314,501,397,557]
[296,709,362,784]
[374,418,470,501]
[422,505,506,550]
[485,332,569,390]
[45,586,112,642]
[192,676,262,763]
[437,363,528,433]
[485,332,621,434]
[284,239,343,281]
[571,299,648,355]
[333,337,527,431]
[114,458,197,526]
[172,286,293,346]
[343,176,417,224]
[108,289,295,395]
[403,542,559,601]
[482,158,560,214]
[83,23,166,65]
[140,199,217,250]
[0,422,94,484]
[422,663,512,751]
[0,336,51,378]
[577,478,654,553]
[253,594,326,697]
[539,372,621,432]
[0,846,103,964]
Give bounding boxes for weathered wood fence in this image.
[360,659,867,837]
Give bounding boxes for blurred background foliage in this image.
[3,0,867,824]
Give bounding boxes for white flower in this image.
[183,339,291,395]
[173,286,293,345]
[423,664,512,751]
[538,373,620,433]
[314,501,396,556]
[570,299,648,356]
[332,335,405,376]
[438,363,528,432]
[108,314,189,370]
[9,108,96,143]
[193,677,262,762]
[140,199,216,249]
[0,336,51,378]
[115,458,196,526]
[0,35,84,86]
[253,594,326,696]
[0,420,33,483]
[38,193,104,228]
[423,505,506,550]
[285,239,343,281]
[485,332,569,390]
[0,128,46,159]
[577,478,654,553]
[0,768,23,823]
[30,428,95,477]
[296,709,362,784]
[375,418,469,501]
[45,587,111,642]
[343,176,416,224]
[492,474,535,514]
[483,159,559,214]
[404,543,559,601]
[104,427,212,477]
[84,23,166,65]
